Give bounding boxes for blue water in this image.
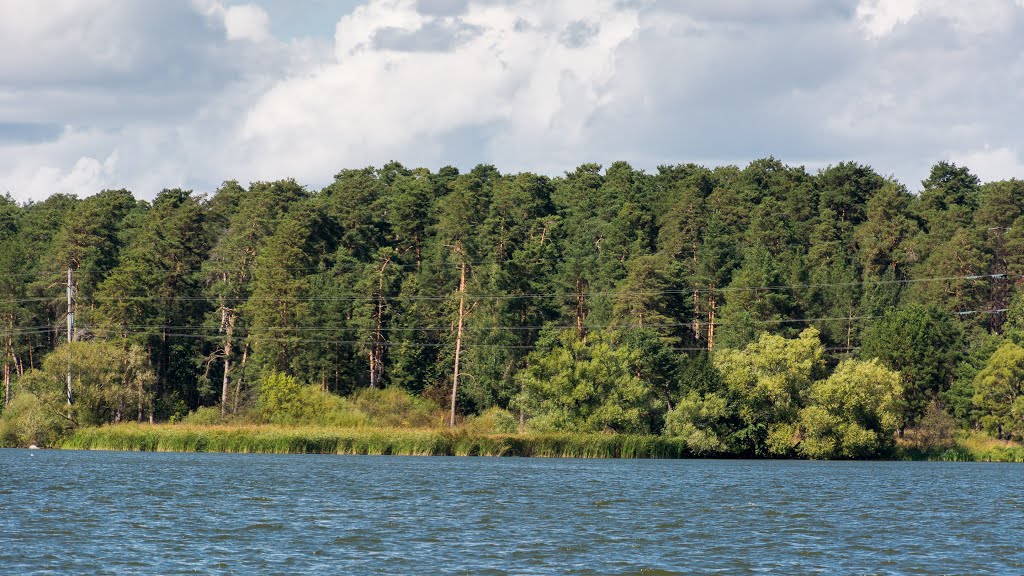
[1,450,1022,574]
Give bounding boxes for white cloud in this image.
[194,1,272,42]
[224,5,271,42]
[856,0,921,38]
[236,0,641,179]
[856,0,1021,38]
[950,147,1024,183]
[1,0,1024,201]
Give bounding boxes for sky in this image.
[1,0,1023,202]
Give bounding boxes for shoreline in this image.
[41,423,1024,462]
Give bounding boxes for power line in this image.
[0,272,1012,307]
[3,316,884,335]
[68,328,870,355]
[0,257,559,280]
[4,307,1012,337]
[11,307,1007,343]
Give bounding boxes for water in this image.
[1,450,1022,575]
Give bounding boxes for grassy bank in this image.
[894,433,1024,463]
[63,423,690,458]
[57,424,1024,461]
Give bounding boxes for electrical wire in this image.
[0,272,1012,306]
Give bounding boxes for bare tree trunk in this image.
[137,374,144,423]
[235,343,249,414]
[846,302,854,351]
[156,330,167,400]
[707,290,716,351]
[415,235,421,271]
[4,323,11,406]
[693,289,701,341]
[450,255,467,428]
[3,361,9,407]
[220,308,235,417]
[575,277,586,338]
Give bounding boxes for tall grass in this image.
[894,431,1024,462]
[63,423,691,458]
[63,422,1024,461]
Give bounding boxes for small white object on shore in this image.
[28,445,39,450]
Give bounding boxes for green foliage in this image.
[853,181,918,280]
[65,423,690,458]
[861,305,963,428]
[18,341,154,427]
[903,401,960,453]
[2,159,1024,461]
[257,372,303,421]
[183,406,222,426]
[518,330,658,434]
[353,387,440,428]
[971,342,1024,440]
[917,161,981,235]
[463,407,519,435]
[0,393,65,447]
[798,359,902,459]
[258,372,367,427]
[944,332,1003,423]
[663,391,731,455]
[714,328,825,456]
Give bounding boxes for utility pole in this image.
[450,246,466,428]
[66,267,74,406]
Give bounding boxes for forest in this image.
[3,158,1024,458]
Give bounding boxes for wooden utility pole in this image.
[66,267,74,406]
[450,247,467,428]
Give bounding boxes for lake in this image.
[1,450,1022,574]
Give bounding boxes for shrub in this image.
[797,358,902,459]
[294,386,367,427]
[663,391,731,455]
[463,407,519,434]
[0,393,66,448]
[354,387,441,428]
[258,372,367,427]
[258,372,303,422]
[517,330,657,434]
[904,401,959,451]
[183,406,222,425]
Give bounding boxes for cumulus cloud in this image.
[194,0,272,42]
[1,0,1023,201]
[856,0,921,38]
[232,0,642,180]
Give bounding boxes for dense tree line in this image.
[3,158,1024,456]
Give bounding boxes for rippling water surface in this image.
[2,450,1023,574]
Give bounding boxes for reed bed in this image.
[63,424,1024,461]
[893,432,1024,463]
[63,423,691,459]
